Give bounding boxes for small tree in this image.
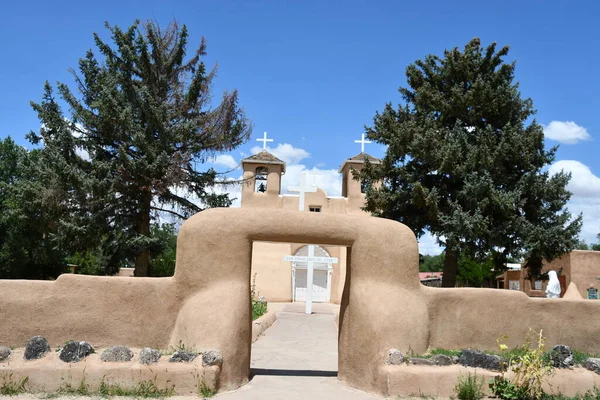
[359,38,581,286]
[29,20,251,276]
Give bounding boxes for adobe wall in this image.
[251,242,293,302]
[568,250,600,298]
[2,208,600,395]
[242,187,369,215]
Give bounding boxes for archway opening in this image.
[249,240,350,379]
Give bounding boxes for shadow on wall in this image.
[0,208,600,395]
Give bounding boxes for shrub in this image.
[251,273,267,320]
[454,372,485,400]
[492,329,554,400]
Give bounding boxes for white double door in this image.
[293,267,331,303]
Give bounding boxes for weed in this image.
[169,339,195,353]
[492,329,554,400]
[541,387,600,400]
[0,374,28,395]
[251,273,268,320]
[454,372,485,400]
[426,348,462,358]
[199,380,216,398]
[99,379,175,397]
[57,378,90,396]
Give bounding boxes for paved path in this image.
[215,303,384,400]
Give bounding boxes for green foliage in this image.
[541,388,600,400]
[199,381,216,398]
[57,377,90,395]
[419,253,444,272]
[0,137,67,279]
[454,372,485,400]
[358,37,581,286]
[28,19,251,276]
[98,380,175,397]
[251,273,268,320]
[149,223,177,277]
[0,374,28,395]
[456,255,495,287]
[493,330,554,400]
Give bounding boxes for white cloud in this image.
[418,232,444,255]
[543,121,591,144]
[280,164,342,197]
[211,154,238,170]
[549,160,600,244]
[548,160,600,198]
[251,143,310,164]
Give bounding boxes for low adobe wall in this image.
[1,208,600,395]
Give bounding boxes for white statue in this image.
[546,270,561,299]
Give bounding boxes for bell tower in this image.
[241,150,286,207]
[339,134,380,210]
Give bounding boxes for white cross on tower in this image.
[287,172,317,212]
[257,131,273,150]
[355,133,371,153]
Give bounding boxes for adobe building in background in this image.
[241,149,380,303]
[497,251,600,299]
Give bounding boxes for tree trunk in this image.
[134,191,152,277]
[441,245,458,287]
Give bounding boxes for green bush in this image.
[454,372,485,400]
[251,273,267,320]
[492,330,554,400]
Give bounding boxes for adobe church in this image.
[243,134,379,304]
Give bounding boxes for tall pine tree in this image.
[358,38,581,286]
[29,20,251,276]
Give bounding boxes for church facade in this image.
[242,149,379,304]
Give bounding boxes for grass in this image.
[542,387,600,400]
[199,381,216,398]
[98,380,176,397]
[454,372,485,400]
[0,374,28,396]
[427,348,462,358]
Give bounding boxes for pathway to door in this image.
[215,303,384,399]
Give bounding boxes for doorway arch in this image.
[291,245,333,303]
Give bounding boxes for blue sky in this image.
[1,0,599,254]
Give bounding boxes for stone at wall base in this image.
[24,336,50,360]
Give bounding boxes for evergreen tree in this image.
[0,138,66,278]
[29,20,251,276]
[359,38,581,286]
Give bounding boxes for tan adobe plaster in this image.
[1,208,600,395]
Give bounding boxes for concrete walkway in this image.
[215,303,384,400]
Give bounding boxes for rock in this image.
[169,351,198,363]
[0,346,11,362]
[451,356,460,364]
[584,358,600,374]
[549,345,574,368]
[59,341,94,363]
[385,349,404,365]
[24,336,50,360]
[432,354,453,366]
[408,357,434,366]
[139,348,161,365]
[202,350,223,367]
[101,346,133,362]
[459,349,504,371]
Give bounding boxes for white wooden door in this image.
[294,269,329,302]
